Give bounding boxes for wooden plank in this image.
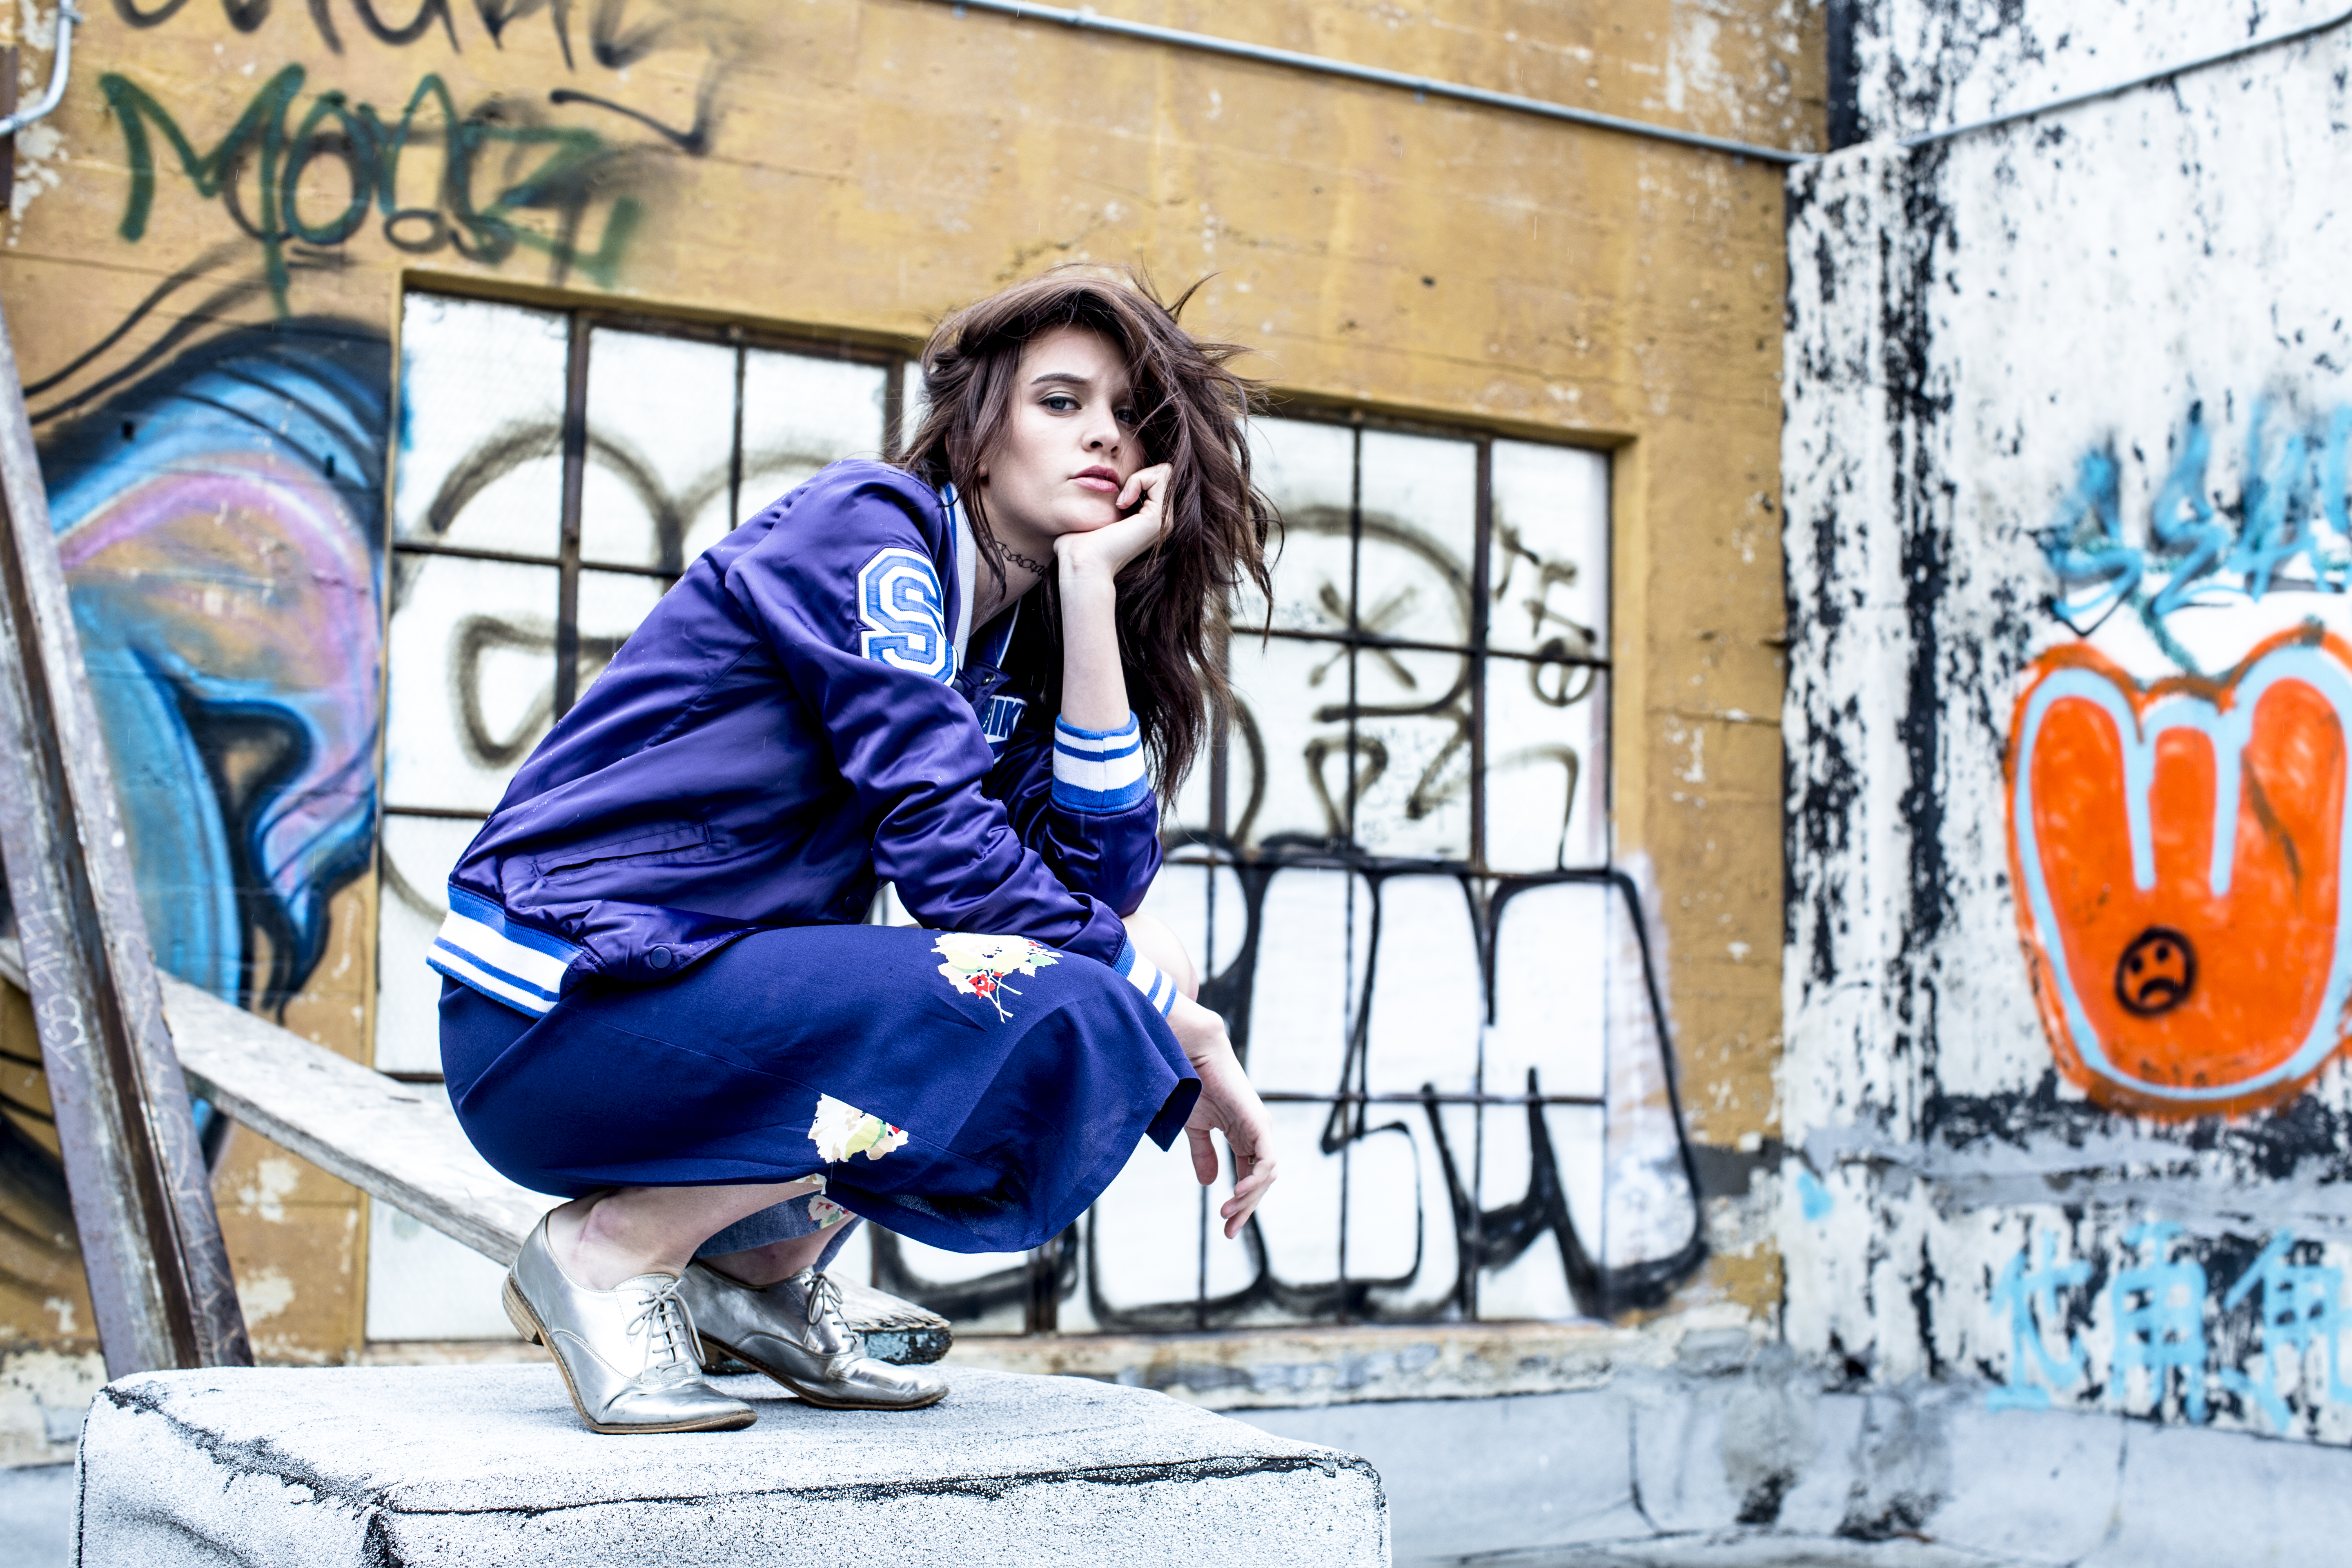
[0,294,247,1375]
[0,940,951,1359]
[0,935,539,1265]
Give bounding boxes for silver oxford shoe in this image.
[503,1214,756,1434]
[682,1263,949,1411]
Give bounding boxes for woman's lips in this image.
[1072,467,1120,494]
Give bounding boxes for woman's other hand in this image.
[1055,461,1173,582]
[1165,990,1277,1238]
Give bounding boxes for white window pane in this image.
[1487,882,1609,1103]
[1085,1138,1206,1316]
[1344,1111,1467,1319]
[581,328,737,571]
[1132,860,1248,987]
[1486,664,1609,872]
[1602,886,1699,1273]
[827,1218,873,1289]
[383,555,558,813]
[1231,1100,1342,1326]
[1225,633,1349,849]
[1364,875,1482,1097]
[1340,1122,1425,1282]
[1358,429,1476,648]
[735,350,890,515]
[1475,1101,1604,1322]
[374,813,483,1074]
[878,1235,1029,1335]
[1166,729,1214,840]
[394,295,567,559]
[365,1077,524,1339]
[1241,867,1369,1095]
[1352,645,1473,860]
[1240,417,1353,633]
[577,569,667,697]
[367,1201,517,1339]
[1490,439,1608,659]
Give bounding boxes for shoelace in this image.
[801,1269,844,1330]
[625,1275,697,1370]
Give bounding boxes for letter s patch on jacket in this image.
[857,547,951,679]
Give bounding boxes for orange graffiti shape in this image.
[2006,628,2352,1118]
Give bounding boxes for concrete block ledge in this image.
[74,1364,1388,1566]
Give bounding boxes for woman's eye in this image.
[1115,407,1140,426]
[1043,394,1079,412]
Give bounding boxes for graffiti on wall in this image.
[1780,38,2352,1450]
[2015,398,2352,1119]
[2006,630,2352,1117]
[1987,1220,2352,1437]
[40,316,389,1009]
[0,315,390,1310]
[2041,400,2352,666]
[91,0,734,309]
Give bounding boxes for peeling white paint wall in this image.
[1787,1,2352,1444]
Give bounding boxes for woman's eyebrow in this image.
[1029,371,1092,388]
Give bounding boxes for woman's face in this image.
[977,325,1147,548]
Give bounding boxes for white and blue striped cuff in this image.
[1111,938,1180,1017]
[427,885,580,1016]
[1053,713,1150,813]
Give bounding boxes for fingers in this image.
[1187,1125,1219,1186]
[1117,463,1173,515]
[1219,1153,1278,1236]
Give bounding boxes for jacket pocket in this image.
[532,822,717,884]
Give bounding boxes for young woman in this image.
[431,269,1281,1434]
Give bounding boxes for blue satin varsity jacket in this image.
[428,460,1178,1019]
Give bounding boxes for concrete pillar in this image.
[73,1363,1386,1566]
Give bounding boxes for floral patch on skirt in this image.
[809,1093,908,1163]
[933,932,1058,1020]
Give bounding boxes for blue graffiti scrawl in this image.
[2218,1232,2352,1432]
[2112,1222,2209,1422]
[2042,399,2352,666]
[36,317,388,1010]
[1988,1232,2090,1411]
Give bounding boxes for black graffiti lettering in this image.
[113,0,196,26]
[588,0,672,69]
[474,0,552,48]
[547,85,713,155]
[307,0,346,52]
[103,0,697,68]
[350,0,460,49]
[381,207,448,252]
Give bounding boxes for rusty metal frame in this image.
[0,294,248,1374]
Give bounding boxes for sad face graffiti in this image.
[2114,927,2195,1016]
[2007,629,2352,1116]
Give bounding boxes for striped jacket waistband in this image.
[428,886,581,1017]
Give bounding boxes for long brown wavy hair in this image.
[898,266,1277,795]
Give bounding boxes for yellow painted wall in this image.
[0,0,1816,1361]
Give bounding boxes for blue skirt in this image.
[439,924,1197,1255]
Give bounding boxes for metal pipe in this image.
[922,0,2352,168]
[921,0,1813,165]
[0,5,80,141]
[1900,2,2352,149]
